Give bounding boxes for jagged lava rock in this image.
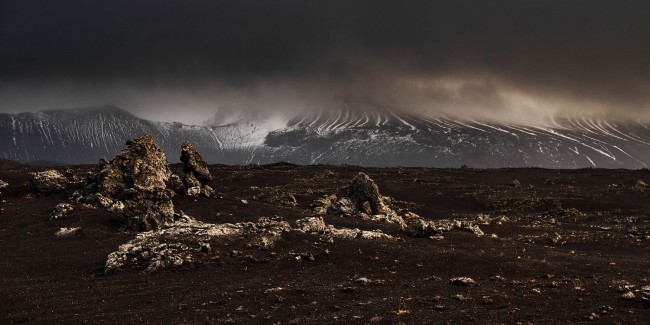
[180,141,212,185]
[29,170,68,193]
[85,134,175,230]
[339,172,388,214]
[179,142,214,198]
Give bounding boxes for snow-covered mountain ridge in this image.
[1,106,649,168]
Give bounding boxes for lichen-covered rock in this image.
[55,227,81,238]
[105,216,291,274]
[84,134,175,230]
[29,170,68,193]
[413,219,438,237]
[0,179,8,191]
[121,189,176,231]
[83,193,114,208]
[295,216,327,233]
[50,203,74,220]
[296,216,396,241]
[339,173,388,214]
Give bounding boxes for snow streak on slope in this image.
[1,106,650,168]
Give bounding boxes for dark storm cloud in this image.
[1,0,650,122]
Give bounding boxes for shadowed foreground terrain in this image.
[0,164,649,324]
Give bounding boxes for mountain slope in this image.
[1,106,649,168]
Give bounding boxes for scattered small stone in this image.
[640,285,650,305]
[634,180,647,191]
[241,199,248,204]
[511,179,521,187]
[433,305,447,311]
[620,291,636,300]
[450,277,477,286]
[586,312,600,321]
[355,277,384,286]
[530,288,541,294]
[490,275,507,282]
[453,294,469,301]
[480,296,494,305]
[548,281,560,288]
[0,179,8,191]
[295,217,326,233]
[50,203,74,220]
[55,227,81,238]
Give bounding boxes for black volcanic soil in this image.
[0,164,649,324]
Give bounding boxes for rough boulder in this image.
[178,142,214,198]
[29,170,68,193]
[339,172,388,214]
[0,179,8,191]
[84,134,175,230]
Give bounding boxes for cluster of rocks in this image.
[105,214,400,274]
[29,170,68,193]
[295,216,396,241]
[312,172,407,228]
[173,141,214,198]
[105,215,291,273]
[413,218,487,238]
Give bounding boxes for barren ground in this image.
[0,164,649,324]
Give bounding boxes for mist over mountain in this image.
[1,106,649,168]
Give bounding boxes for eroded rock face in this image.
[29,170,68,193]
[84,134,175,230]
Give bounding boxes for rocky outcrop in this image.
[84,134,176,230]
[312,173,406,228]
[29,170,68,193]
[178,142,214,198]
[105,216,291,274]
[339,173,388,214]
[295,217,396,241]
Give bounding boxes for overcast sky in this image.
[1,0,649,124]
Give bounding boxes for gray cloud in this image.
[1,0,649,123]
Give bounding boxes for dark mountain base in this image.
[0,165,648,324]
